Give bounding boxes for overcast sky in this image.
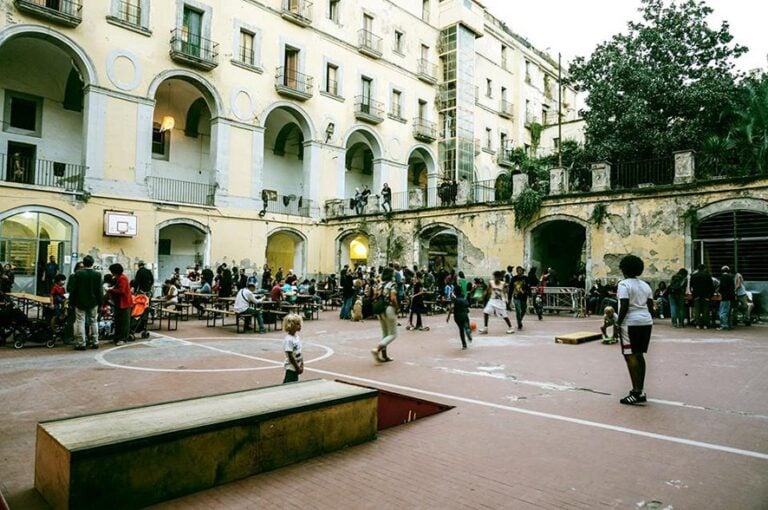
[481,0,767,73]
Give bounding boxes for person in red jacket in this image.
[108,263,134,346]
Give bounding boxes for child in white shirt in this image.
[282,313,304,383]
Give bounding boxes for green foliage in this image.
[528,122,544,154]
[569,0,745,163]
[682,205,700,231]
[512,187,543,229]
[388,235,405,262]
[590,203,608,227]
[728,73,768,174]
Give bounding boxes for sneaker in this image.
[619,392,647,405]
[115,340,125,346]
[478,327,488,334]
[659,314,664,319]
[371,349,382,362]
[89,343,99,350]
[506,328,515,334]
[74,345,86,351]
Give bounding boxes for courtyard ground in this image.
[1,309,766,509]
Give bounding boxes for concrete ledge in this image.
[35,379,378,509]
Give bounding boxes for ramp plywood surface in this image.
[554,331,602,344]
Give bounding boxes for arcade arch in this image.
[527,217,589,286]
[266,229,306,278]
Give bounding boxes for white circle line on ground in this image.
[93,333,334,373]
[303,366,768,462]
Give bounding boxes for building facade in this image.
[1,0,766,304]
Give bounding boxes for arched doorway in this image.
[262,105,312,207]
[0,208,76,294]
[418,224,459,272]
[529,219,587,286]
[406,146,436,208]
[344,128,383,211]
[266,229,306,278]
[0,27,92,188]
[148,75,218,206]
[693,210,768,282]
[494,173,512,201]
[157,222,208,284]
[337,231,371,270]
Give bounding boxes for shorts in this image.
[483,298,508,318]
[620,324,652,354]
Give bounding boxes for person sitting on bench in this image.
[234,282,266,333]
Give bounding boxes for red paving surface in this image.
[1,310,767,509]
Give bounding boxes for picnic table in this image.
[7,292,51,318]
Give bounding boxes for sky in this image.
[480,0,767,73]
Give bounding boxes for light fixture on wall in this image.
[325,122,335,143]
[159,81,176,133]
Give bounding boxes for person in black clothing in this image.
[717,266,736,330]
[261,264,272,291]
[689,264,714,329]
[201,266,214,286]
[219,264,233,298]
[236,268,248,290]
[510,266,530,329]
[339,269,355,320]
[133,261,155,296]
[380,183,392,212]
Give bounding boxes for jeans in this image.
[455,316,471,346]
[693,297,710,327]
[74,306,98,347]
[719,300,732,329]
[513,296,526,327]
[669,294,686,327]
[240,307,265,331]
[377,306,398,348]
[340,296,354,319]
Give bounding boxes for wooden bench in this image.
[263,309,287,331]
[301,302,321,320]
[158,307,180,331]
[204,307,242,332]
[555,331,602,344]
[35,380,378,510]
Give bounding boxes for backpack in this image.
[372,285,390,314]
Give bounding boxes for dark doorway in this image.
[531,220,586,285]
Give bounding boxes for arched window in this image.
[693,210,768,280]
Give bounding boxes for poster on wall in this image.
[104,211,138,237]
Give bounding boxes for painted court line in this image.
[304,366,768,462]
[95,332,767,461]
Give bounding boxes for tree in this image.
[728,73,768,174]
[569,0,746,163]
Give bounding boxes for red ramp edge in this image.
[336,380,454,430]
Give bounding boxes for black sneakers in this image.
[620,392,647,405]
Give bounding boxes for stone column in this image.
[549,166,568,195]
[512,173,528,198]
[83,86,109,180]
[591,161,611,192]
[210,118,230,204]
[250,126,265,200]
[674,150,695,184]
[134,101,154,183]
[303,140,325,205]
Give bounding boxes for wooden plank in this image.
[554,331,602,345]
[35,380,377,510]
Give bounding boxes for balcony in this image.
[525,114,540,126]
[14,0,82,27]
[106,0,149,33]
[354,96,384,124]
[147,176,216,207]
[497,148,516,168]
[260,190,314,218]
[416,59,437,84]
[169,28,219,71]
[412,118,437,143]
[358,29,382,59]
[281,0,312,27]
[499,99,514,119]
[275,67,314,101]
[2,154,85,191]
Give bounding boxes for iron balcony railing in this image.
[2,153,85,191]
[275,67,314,99]
[114,0,140,25]
[358,29,383,57]
[416,58,437,82]
[354,96,384,122]
[147,176,216,206]
[169,28,219,70]
[14,0,82,26]
[412,118,437,142]
[497,148,516,167]
[325,78,339,96]
[611,157,675,189]
[260,191,314,217]
[499,99,514,118]
[281,0,312,26]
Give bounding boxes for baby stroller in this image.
[129,293,151,340]
[98,303,116,342]
[5,301,65,349]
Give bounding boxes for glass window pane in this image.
[39,213,72,240]
[2,212,38,238]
